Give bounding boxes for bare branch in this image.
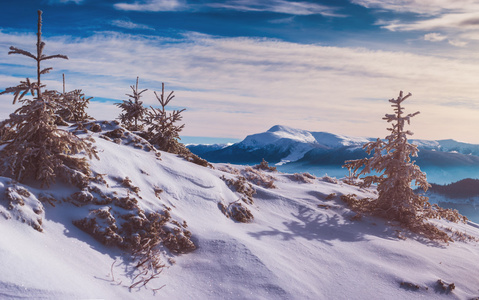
[8,46,37,60]
[41,54,69,61]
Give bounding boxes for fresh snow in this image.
[1,123,479,299]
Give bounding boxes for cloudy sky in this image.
[1,0,479,143]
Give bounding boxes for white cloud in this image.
[351,0,479,15]
[448,39,468,47]
[114,0,185,12]
[207,0,344,16]
[424,32,447,42]
[382,12,479,32]
[423,32,467,48]
[1,31,479,143]
[354,0,479,48]
[111,20,155,30]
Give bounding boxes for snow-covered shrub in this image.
[436,279,455,293]
[116,77,148,131]
[242,166,276,189]
[289,172,316,183]
[74,178,196,267]
[325,193,337,200]
[218,164,240,175]
[0,11,97,187]
[218,201,254,223]
[73,206,123,246]
[220,174,256,221]
[221,175,256,204]
[253,158,277,172]
[321,175,338,184]
[121,177,140,195]
[0,179,45,232]
[343,91,465,241]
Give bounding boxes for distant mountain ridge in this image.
[187,125,479,170]
[428,178,479,199]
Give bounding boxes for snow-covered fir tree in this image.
[116,77,148,131]
[144,82,185,153]
[0,10,96,187]
[344,91,464,241]
[56,75,93,123]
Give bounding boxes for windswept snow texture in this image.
[1,123,479,299]
[188,125,479,183]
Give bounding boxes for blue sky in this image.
[1,0,479,143]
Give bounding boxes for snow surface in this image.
[1,124,479,299]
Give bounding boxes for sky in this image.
[1,0,479,144]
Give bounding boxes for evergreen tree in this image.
[116,77,148,131]
[0,10,96,187]
[344,91,464,241]
[144,83,185,153]
[57,74,93,123]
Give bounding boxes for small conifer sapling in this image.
[57,74,93,123]
[144,83,185,152]
[116,77,148,131]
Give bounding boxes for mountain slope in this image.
[1,122,479,299]
[188,125,479,177]
[191,125,370,165]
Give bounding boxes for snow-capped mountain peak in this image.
[240,125,318,149]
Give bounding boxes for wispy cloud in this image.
[351,0,479,15]
[383,12,479,32]
[114,0,185,12]
[113,0,344,16]
[1,30,479,142]
[47,0,84,4]
[448,39,468,47]
[354,0,479,48]
[207,0,344,16]
[424,32,447,42]
[111,20,155,30]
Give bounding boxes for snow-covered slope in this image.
[412,139,479,156]
[1,122,479,299]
